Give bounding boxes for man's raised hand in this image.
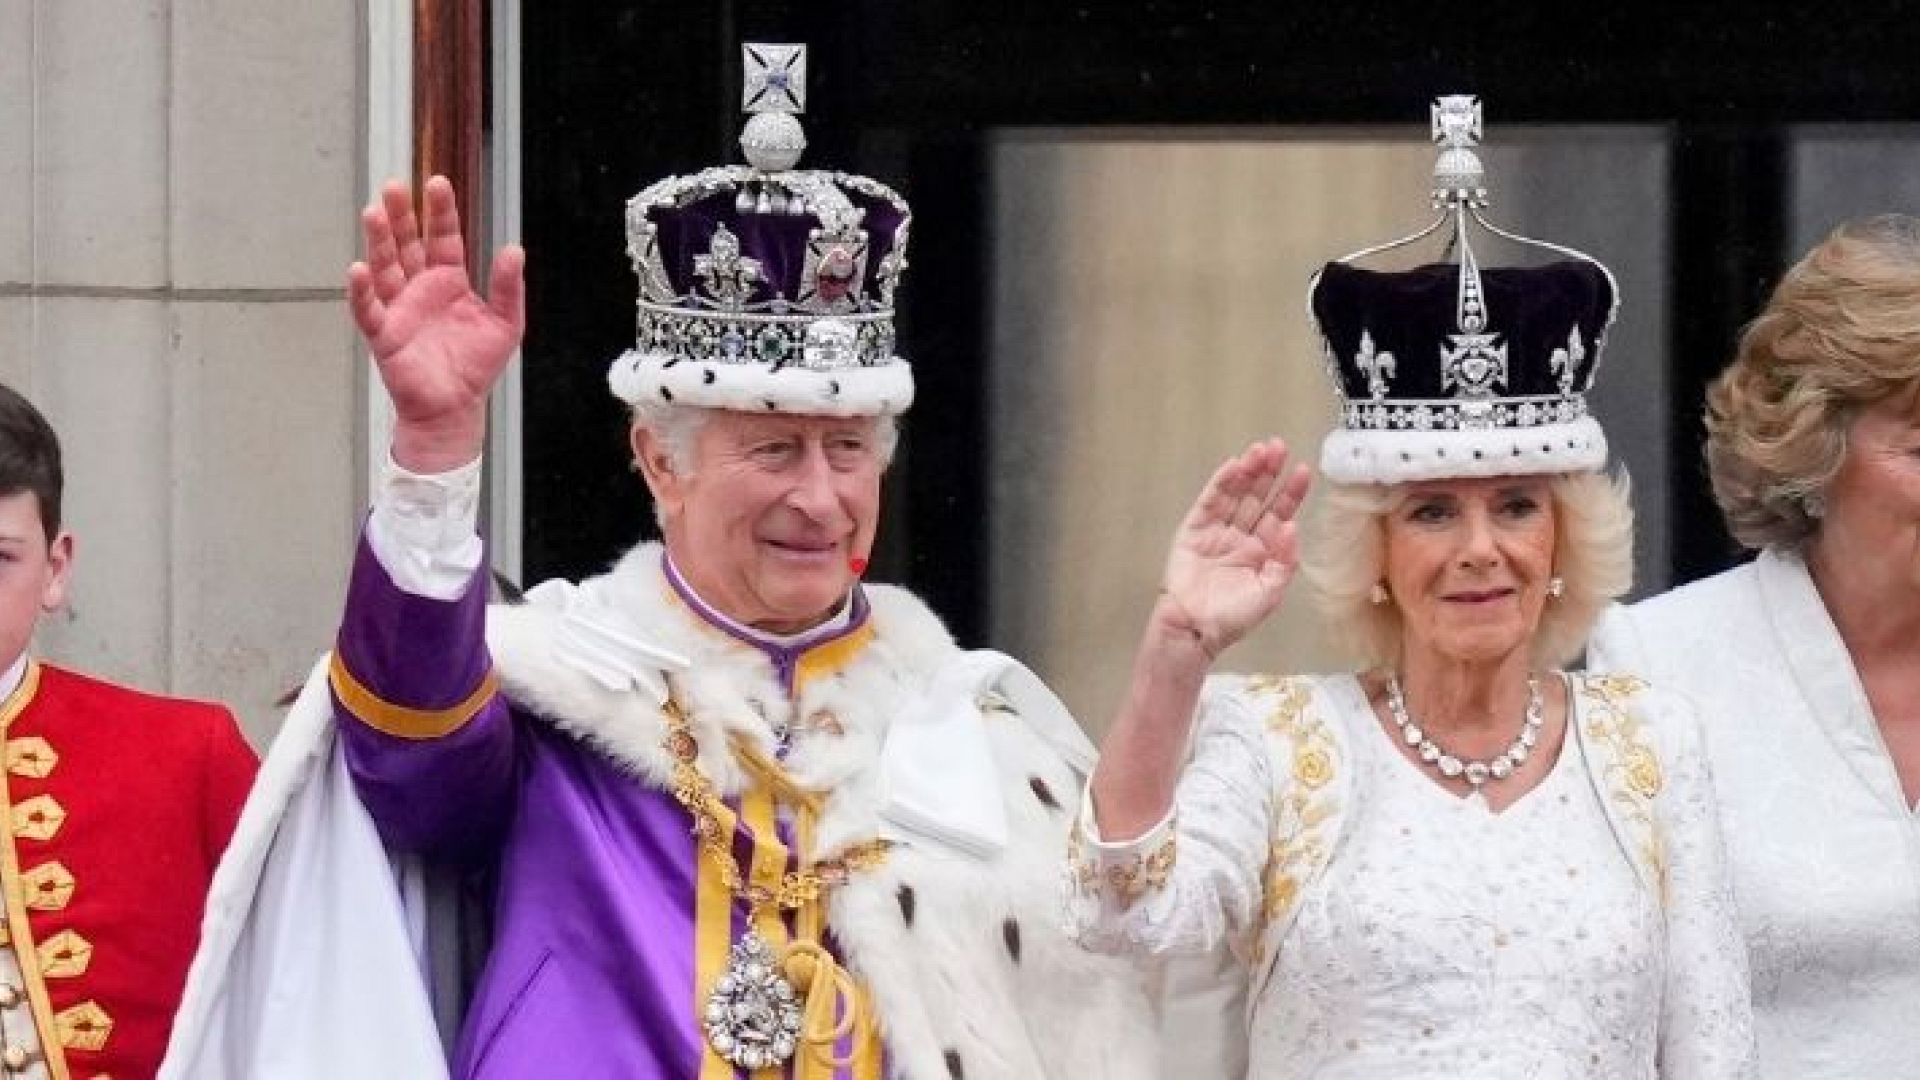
[348,176,526,473]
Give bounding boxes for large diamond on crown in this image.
[803,318,860,369]
[1440,331,1508,398]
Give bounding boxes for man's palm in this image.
[370,266,521,423]
[348,177,526,439]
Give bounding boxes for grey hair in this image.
[626,399,902,528]
[629,400,713,477]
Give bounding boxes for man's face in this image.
[0,492,70,671]
[639,411,884,634]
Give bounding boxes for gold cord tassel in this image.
[731,733,877,1077]
[778,938,864,1074]
[666,702,887,1078]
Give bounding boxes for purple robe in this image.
[330,539,880,1079]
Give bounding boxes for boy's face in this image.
[0,492,70,672]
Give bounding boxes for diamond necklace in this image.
[1385,674,1543,789]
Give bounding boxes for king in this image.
[161,43,1160,1080]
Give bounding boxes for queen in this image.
[1063,97,1757,1078]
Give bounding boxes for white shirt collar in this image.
[0,653,28,704]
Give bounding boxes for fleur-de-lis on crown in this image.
[1549,326,1587,395]
[693,224,764,311]
[1354,329,1396,400]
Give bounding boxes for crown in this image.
[1308,95,1619,484]
[608,43,915,417]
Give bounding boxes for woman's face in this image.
[1821,388,1920,593]
[1382,475,1558,667]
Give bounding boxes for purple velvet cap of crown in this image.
[1312,260,1614,403]
[645,186,907,311]
[612,165,917,417]
[1310,258,1618,484]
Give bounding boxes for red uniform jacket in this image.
[0,662,255,1080]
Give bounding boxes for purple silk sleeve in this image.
[332,533,518,858]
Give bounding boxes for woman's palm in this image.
[1160,439,1312,655]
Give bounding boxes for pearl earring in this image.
[1547,576,1566,599]
[1369,582,1390,606]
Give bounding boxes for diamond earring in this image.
[1369,582,1390,606]
[1547,576,1566,599]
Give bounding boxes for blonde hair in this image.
[1302,471,1634,669]
[1707,214,1920,550]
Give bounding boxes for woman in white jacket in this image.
[1591,214,1920,1079]
[1064,98,1756,1079]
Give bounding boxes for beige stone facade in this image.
[0,0,366,745]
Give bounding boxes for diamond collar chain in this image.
[662,699,887,1072]
[1385,674,1543,788]
[661,701,890,911]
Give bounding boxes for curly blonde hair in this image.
[1302,471,1634,669]
[1706,214,1920,550]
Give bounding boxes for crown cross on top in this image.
[743,44,807,115]
[1430,94,1487,209]
[1431,95,1482,151]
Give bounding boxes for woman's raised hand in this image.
[1154,438,1313,661]
[348,176,526,473]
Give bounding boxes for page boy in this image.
[0,383,255,1079]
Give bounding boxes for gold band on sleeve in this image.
[327,653,499,740]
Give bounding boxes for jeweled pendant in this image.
[703,929,802,1070]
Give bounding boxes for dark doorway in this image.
[518,1,1920,645]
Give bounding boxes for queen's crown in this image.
[1306,96,1620,483]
